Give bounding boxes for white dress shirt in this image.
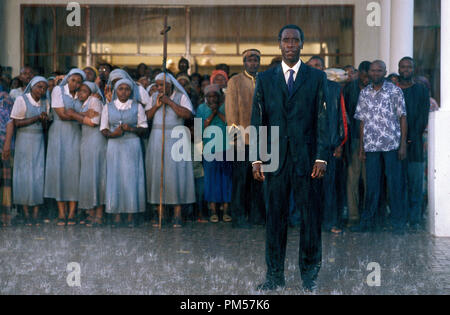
[281,59,302,84]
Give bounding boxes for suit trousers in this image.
[231,145,266,226]
[264,154,322,282]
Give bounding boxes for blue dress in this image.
[195,103,232,203]
[44,86,82,201]
[146,91,196,205]
[13,94,46,206]
[105,100,146,214]
[78,97,107,210]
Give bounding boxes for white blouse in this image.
[51,84,78,108]
[10,93,45,120]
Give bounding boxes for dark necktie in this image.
[287,69,295,96]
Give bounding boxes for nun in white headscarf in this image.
[10,76,49,225]
[106,69,151,108]
[44,68,85,226]
[76,81,107,225]
[144,72,195,228]
[100,78,148,227]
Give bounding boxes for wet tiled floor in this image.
[1,222,449,295]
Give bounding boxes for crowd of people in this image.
[0,49,438,234]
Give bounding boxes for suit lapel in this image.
[275,65,289,98]
[289,62,308,99]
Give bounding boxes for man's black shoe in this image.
[256,279,285,291]
[302,278,318,293]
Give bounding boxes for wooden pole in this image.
[159,16,171,229]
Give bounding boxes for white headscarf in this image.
[155,72,192,109]
[59,68,86,87]
[113,78,135,101]
[107,69,141,103]
[24,76,48,95]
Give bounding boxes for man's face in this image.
[179,60,189,73]
[279,29,303,64]
[84,68,96,82]
[358,71,370,87]
[307,59,324,71]
[244,55,260,75]
[368,63,386,85]
[21,67,34,85]
[399,59,414,81]
[345,68,355,82]
[99,66,110,81]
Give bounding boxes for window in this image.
[22,5,354,76]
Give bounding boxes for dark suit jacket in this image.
[250,62,329,176]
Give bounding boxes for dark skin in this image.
[66,84,99,127]
[359,62,407,161]
[12,81,48,226]
[244,55,260,77]
[203,90,230,219]
[145,80,193,121]
[13,81,49,129]
[398,59,414,89]
[204,91,226,127]
[254,28,326,182]
[101,84,146,138]
[54,74,83,121]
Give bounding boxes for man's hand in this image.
[311,161,327,179]
[252,163,265,182]
[398,142,407,161]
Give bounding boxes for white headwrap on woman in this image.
[82,81,99,95]
[146,83,156,93]
[107,69,141,103]
[59,68,86,87]
[113,78,135,101]
[24,76,48,95]
[154,72,193,110]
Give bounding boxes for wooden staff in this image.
[159,16,171,229]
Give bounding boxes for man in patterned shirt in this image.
[352,60,408,234]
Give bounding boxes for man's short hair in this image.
[358,61,372,73]
[399,56,414,67]
[308,55,325,68]
[278,24,305,42]
[371,60,387,71]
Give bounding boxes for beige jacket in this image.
[225,71,256,145]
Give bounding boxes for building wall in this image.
[1,0,381,76]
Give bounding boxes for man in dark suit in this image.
[251,25,329,292]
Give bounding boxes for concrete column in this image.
[389,0,414,74]
[379,0,391,72]
[428,0,450,237]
